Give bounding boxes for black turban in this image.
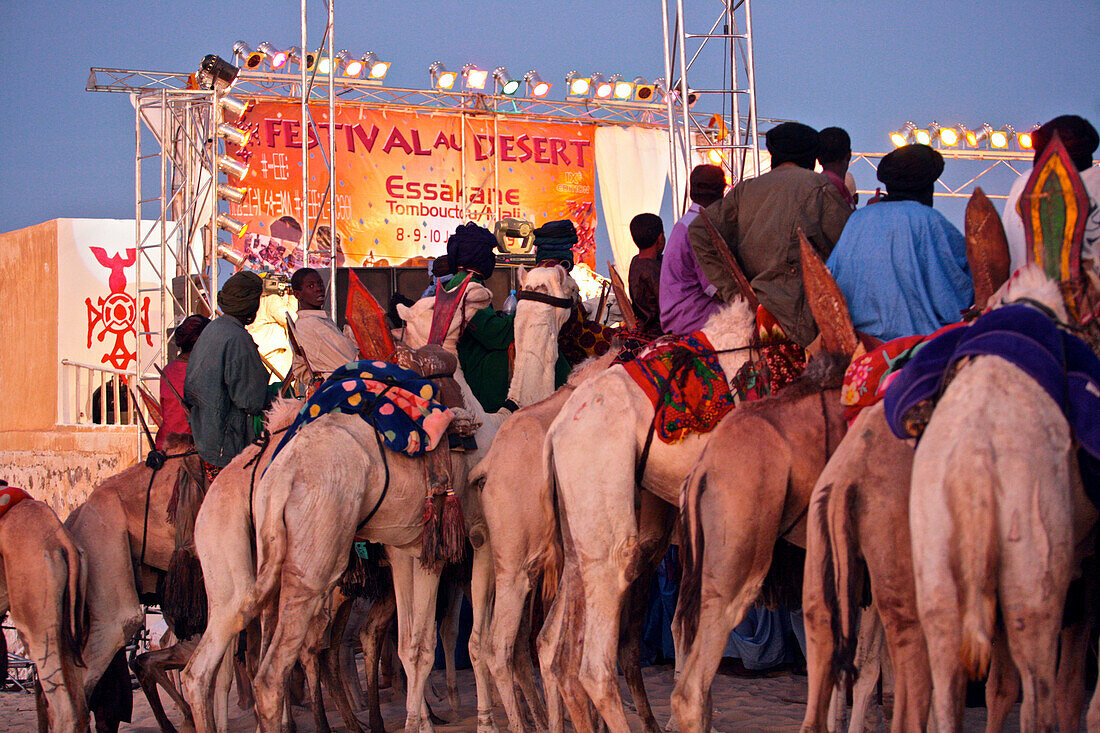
[877,144,944,207]
[446,222,497,278]
[533,219,578,271]
[765,122,819,169]
[689,164,726,207]
[430,256,452,279]
[218,271,264,322]
[173,314,210,353]
[1032,115,1099,172]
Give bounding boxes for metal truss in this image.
[850,149,1033,200]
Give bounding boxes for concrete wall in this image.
[0,220,143,517]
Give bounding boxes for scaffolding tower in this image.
[662,0,761,219]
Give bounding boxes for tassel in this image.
[420,494,443,571]
[440,491,467,564]
[162,547,207,640]
[338,545,385,600]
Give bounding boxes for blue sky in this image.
[1,1,1097,261]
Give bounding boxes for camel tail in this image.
[60,537,88,668]
[531,435,564,606]
[819,481,863,683]
[242,461,294,619]
[675,460,708,649]
[949,447,999,680]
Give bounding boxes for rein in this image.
[515,289,574,309]
[138,446,198,571]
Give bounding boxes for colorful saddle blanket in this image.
[840,323,964,422]
[270,360,454,465]
[730,306,807,402]
[0,485,31,521]
[617,331,736,444]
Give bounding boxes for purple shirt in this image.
[660,204,721,334]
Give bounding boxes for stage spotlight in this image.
[707,148,724,165]
[233,42,263,70]
[654,78,669,101]
[889,121,916,147]
[566,71,591,97]
[362,52,389,80]
[990,128,1009,149]
[217,183,248,204]
[316,57,334,75]
[196,55,240,92]
[218,94,250,120]
[930,122,959,146]
[336,50,364,77]
[429,61,457,90]
[217,156,249,180]
[914,128,932,146]
[591,73,613,99]
[966,123,993,147]
[217,213,247,237]
[524,70,551,98]
[256,42,288,70]
[288,46,316,71]
[462,64,488,90]
[1018,126,1037,150]
[216,242,247,268]
[608,74,633,100]
[217,123,251,146]
[633,77,656,102]
[493,67,521,95]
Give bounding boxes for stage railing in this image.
[59,359,142,427]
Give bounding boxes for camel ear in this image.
[517,265,528,289]
[396,303,413,320]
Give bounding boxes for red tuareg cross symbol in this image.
[84,247,152,370]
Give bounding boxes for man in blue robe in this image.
[826,144,973,342]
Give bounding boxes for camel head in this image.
[987,262,1070,323]
[516,265,579,333]
[507,265,580,407]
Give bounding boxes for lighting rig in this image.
[889,120,1040,151]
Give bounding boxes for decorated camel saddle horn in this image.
[798,228,859,359]
[1017,131,1093,322]
[965,187,1012,313]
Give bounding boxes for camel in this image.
[229,265,578,733]
[542,297,758,730]
[908,264,1098,733]
[665,353,850,732]
[0,495,88,733]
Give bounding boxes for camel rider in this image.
[533,219,620,365]
[184,271,271,479]
[289,267,359,384]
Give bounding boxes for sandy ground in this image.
[0,664,1025,732]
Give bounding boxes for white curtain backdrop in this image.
[595,126,670,291]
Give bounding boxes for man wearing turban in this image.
[183,271,271,472]
[826,144,973,341]
[686,121,852,346]
[1003,115,1100,274]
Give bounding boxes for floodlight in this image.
[1018,125,1037,150]
[256,42,288,70]
[217,184,248,204]
[913,128,932,146]
[493,67,521,95]
[707,148,724,165]
[218,94,250,120]
[316,57,334,75]
[217,123,251,146]
[934,123,960,147]
[288,46,316,71]
[217,156,249,180]
[889,121,916,148]
[233,42,263,70]
[633,77,656,102]
[608,74,633,100]
[654,78,669,101]
[216,243,247,268]
[566,71,591,97]
[989,128,1009,149]
[462,64,488,90]
[591,73,613,99]
[336,50,363,77]
[362,52,389,80]
[429,61,457,90]
[523,70,551,98]
[967,123,994,147]
[216,213,248,237]
[196,55,240,92]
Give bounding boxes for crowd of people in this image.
[152,111,1098,671]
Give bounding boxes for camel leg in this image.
[846,610,884,733]
[1055,618,1090,733]
[319,596,366,733]
[213,649,235,732]
[339,599,369,711]
[486,566,532,731]
[131,641,197,733]
[619,574,659,733]
[537,560,598,733]
[360,586,397,733]
[468,543,509,732]
[1001,601,1062,732]
[984,629,1018,733]
[511,600,548,731]
[298,602,334,733]
[437,576,464,717]
[387,547,441,733]
[919,602,966,733]
[873,598,931,733]
[800,505,836,733]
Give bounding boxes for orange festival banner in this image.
[227,102,597,271]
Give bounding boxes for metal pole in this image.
[744,0,761,176]
[676,0,693,197]
[301,0,309,269]
[328,0,336,318]
[660,0,682,220]
[728,2,742,180]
